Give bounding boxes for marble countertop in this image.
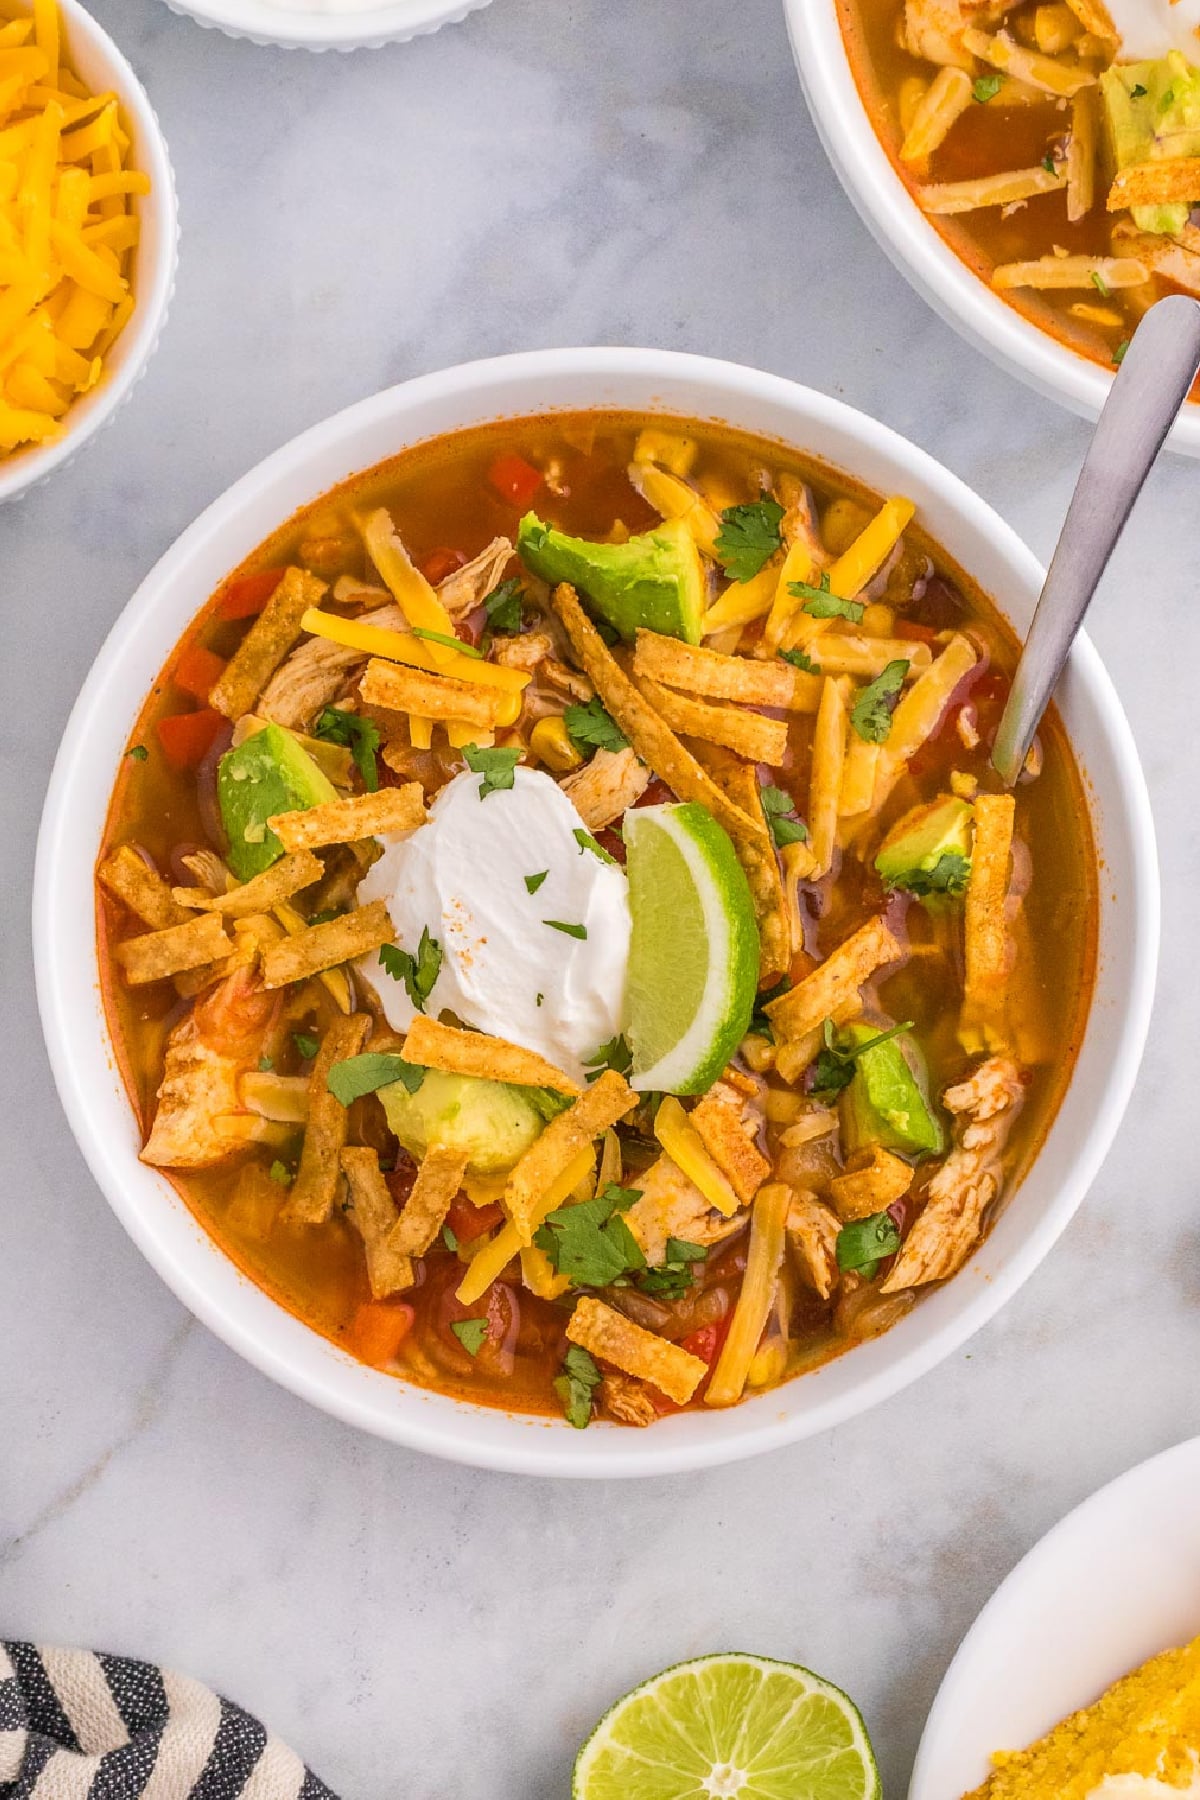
[2,0,1196,1792]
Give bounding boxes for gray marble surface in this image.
[1,0,1196,1793]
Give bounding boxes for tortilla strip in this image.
[550,584,756,842]
[690,1090,770,1204]
[1109,159,1200,213]
[1066,87,1097,223]
[359,658,508,728]
[901,65,973,163]
[960,793,1016,1055]
[504,1068,637,1245]
[692,744,788,986]
[284,1011,371,1225]
[173,849,324,918]
[401,1015,582,1097]
[115,910,232,985]
[566,1296,708,1405]
[960,27,1095,97]
[633,629,821,711]
[209,568,326,720]
[765,915,903,1044]
[387,1144,469,1257]
[809,677,847,881]
[340,1146,415,1297]
[269,783,426,852]
[634,671,788,766]
[99,844,188,930]
[774,995,863,1086]
[261,899,392,990]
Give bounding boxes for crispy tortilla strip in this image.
[284,1011,371,1225]
[994,254,1148,290]
[550,583,757,842]
[262,899,393,990]
[765,914,903,1044]
[691,1088,771,1204]
[504,1068,637,1245]
[341,1146,414,1297]
[693,744,789,986]
[401,1015,581,1097]
[1066,86,1097,223]
[209,568,326,720]
[633,629,820,711]
[173,849,324,918]
[705,1183,790,1406]
[1064,0,1115,34]
[921,165,1067,215]
[1109,159,1200,213]
[774,995,862,1086]
[829,1146,914,1222]
[959,793,1016,1055]
[566,1296,708,1406]
[269,783,425,852]
[387,1144,469,1257]
[960,27,1095,97]
[99,844,188,930]
[809,677,847,881]
[115,910,232,985]
[634,671,788,765]
[359,658,508,729]
[901,65,973,163]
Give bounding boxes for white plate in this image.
[911,1436,1200,1798]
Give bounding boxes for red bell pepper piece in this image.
[172,641,227,704]
[155,708,225,771]
[218,568,285,620]
[419,546,467,586]
[487,452,543,510]
[351,1301,415,1368]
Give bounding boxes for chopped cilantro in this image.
[810,1016,915,1102]
[268,1160,293,1186]
[583,1034,632,1081]
[554,1344,603,1428]
[1114,339,1130,367]
[759,783,809,849]
[638,1237,708,1298]
[1131,83,1147,98]
[544,918,587,939]
[326,1052,425,1105]
[379,927,442,1011]
[314,706,381,793]
[749,976,789,1043]
[127,743,148,762]
[573,827,616,864]
[779,646,819,674]
[836,1209,902,1280]
[308,908,343,926]
[1160,86,1176,113]
[714,496,785,582]
[483,578,525,634]
[788,573,864,623]
[886,851,971,898]
[850,659,908,743]
[292,1031,319,1060]
[1042,152,1057,175]
[524,869,549,893]
[973,73,1003,103]
[563,696,629,754]
[258,1055,274,1072]
[536,992,544,1007]
[442,1223,459,1253]
[1091,269,1111,298]
[463,741,521,797]
[536,1182,646,1288]
[411,625,483,659]
[450,1317,489,1355]
[521,1086,576,1123]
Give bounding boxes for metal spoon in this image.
[992,293,1200,785]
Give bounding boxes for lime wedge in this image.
[623,802,760,1095]
[573,1652,881,1800]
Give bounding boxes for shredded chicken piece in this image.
[601,1372,660,1427]
[902,0,1012,66]
[141,968,281,1169]
[180,849,233,895]
[882,1057,1024,1291]
[258,603,403,731]
[786,1189,841,1301]
[493,631,555,673]
[540,658,594,702]
[559,746,650,830]
[438,536,514,620]
[625,1154,746,1266]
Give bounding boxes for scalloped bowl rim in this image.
[157,0,494,52]
[33,347,1159,1476]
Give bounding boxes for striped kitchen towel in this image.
[0,1644,337,1800]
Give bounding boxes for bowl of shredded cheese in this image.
[0,0,178,504]
[155,0,494,54]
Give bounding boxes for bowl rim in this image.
[783,0,1200,458]
[0,0,179,505]
[157,0,494,52]
[33,346,1160,1476]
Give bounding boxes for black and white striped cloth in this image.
[0,1644,336,1800]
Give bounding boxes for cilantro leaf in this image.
[127,744,148,762]
[463,742,521,798]
[749,976,789,1043]
[544,919,587,939]
[379,927,442,1012]
[524,870,548,893]
[810,1017,915,1101]
[779,646,819,674]
[269,1160,293,1186]
[788,574,864,623]
[483,578,525,634]
[759,783,809,850]
[450,1317,490,1355]
[314,706,381,793]
[563,697,629,754]
[836,1209,902,1279]
[554,1344,602,1428]
[1114,339,1130,367]
[885,851,971,898]
[1091,269,1111,298]
[411,625,483,660]
[973,73,1003,102]
[442,1223,459,1253]
[583,1034,633,1081]
[326,1052,425,1105]
[535,1182,646,1288]
[638,1237,708,1299]
[258,1055,274,1072]
[850,659,909,743]
[292,1031,319,1060]
[573,827,616,865]
[520,1086,576,1123]
[714,497,785,582]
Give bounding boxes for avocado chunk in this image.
[218,722,338,881]
[1101,54,1200,234]
[379,1069,545,1175]
[875,795,973,899]
[839,1024,944,1159]
[517,512,706,644]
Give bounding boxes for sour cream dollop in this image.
[1087,1767,1200,1799]
[359,766,631,1083]
[1106,0,1200,60]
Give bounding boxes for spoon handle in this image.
[992,294,1200,786]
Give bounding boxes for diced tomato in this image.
[634,777,677,809]
[385,1156,418,1211]
[351,1301,415,1368]
[155,708,225,771]
[172,641,227,704]
[419,546,467,585]
[487,452,543,509]
[595,827,626,866]
[680,1319,729,1367]
[218,567,285,620]
[899,621,939,644]
[445,1197,503,1244]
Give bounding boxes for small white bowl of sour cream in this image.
[157,0,493,52]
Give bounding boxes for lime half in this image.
[573,1652,881,1800]
[623,802,760,1095]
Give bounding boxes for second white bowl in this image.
[157,0,494,53]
